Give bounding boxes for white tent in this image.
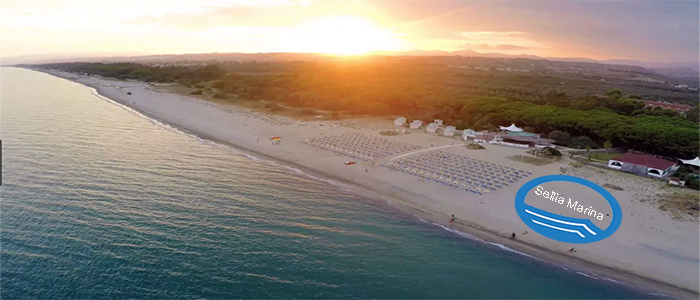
[499,124,523,132]
[679,157,700,167]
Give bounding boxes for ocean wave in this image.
[576,271,598,279]
[431,223,485,243]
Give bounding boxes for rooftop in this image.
[506,131,540,138]
[610,153,677,170]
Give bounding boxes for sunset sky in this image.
[1,0,698,61]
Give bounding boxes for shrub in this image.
[466,143,485,150]
[194,84,205,89]
[264,103,281,112]
[542,147,562,157]
[213,93,228,99]
[190,89,203,95]
[300,108,317,115]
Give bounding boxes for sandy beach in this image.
[33,68,699,298]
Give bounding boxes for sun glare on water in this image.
[281,15,405,55]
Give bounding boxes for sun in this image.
[281,15,405,55]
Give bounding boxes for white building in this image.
[434,119,444,126]
[462,129,477,141]
[443,126,456,136]
[394,117,407,127]
[426,123,438,133]
[607,153,678,178]
[410,120,423,129]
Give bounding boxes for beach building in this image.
[499,124,523,132]
[607,153,678,178]
[462,129,477,141]
[506,131,541,138]
[643,101,693,113]
[490,134,554,148]
[394,117,407,127]
[410,120,423,129]
[426,123,438,133]
[434,119,444,126]
[443,126,456,136]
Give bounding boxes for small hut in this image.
[394,117,407,127]
[462,129,477,141]
[410,120,423,129]
[443,126,456,136]
[426,123,438,133]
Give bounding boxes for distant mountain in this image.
[648,67,700,78]
[4,50,697,77]
[0,52,145,65]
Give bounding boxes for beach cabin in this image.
[394,117,407,127]
[462,129,477,141]
[607,153,678,178]
[434,119,444,126]
[410,120,423,129]
[426,123,438,133]
[443,126,456,137]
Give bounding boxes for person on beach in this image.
[510,232,516,239]
[522,230,528,235]
[568,248,577,253]
[450,215,455,223]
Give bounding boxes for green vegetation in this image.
[585,152,622,161]
[34,61,700,158]
[671,166,700,190]
[541,147,562,157]
[658,190,699,220]
[466,143,485,150]
[603,183,624,191]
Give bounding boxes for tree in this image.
[548,130,571,145]
[603,140,613,148]
[605,89,623,100]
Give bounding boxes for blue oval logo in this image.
[514,175,622,244]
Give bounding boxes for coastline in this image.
[23,67,699,299]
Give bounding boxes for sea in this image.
[0,67,662,299]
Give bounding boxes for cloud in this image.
[124,0,353,30]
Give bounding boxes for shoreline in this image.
[24,67,699,299]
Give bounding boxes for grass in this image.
[658,190,700,221]
[603,183,624,191]
[585,152,621,161]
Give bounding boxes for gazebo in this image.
[679,157,700,168]
[499,124,523,132]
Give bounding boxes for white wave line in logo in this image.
[532,219,586,238]
[525,209,597,235]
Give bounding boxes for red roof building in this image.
[643,101,694,112]
[607,153,678,178]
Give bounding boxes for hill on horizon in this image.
[3,50,698,77]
